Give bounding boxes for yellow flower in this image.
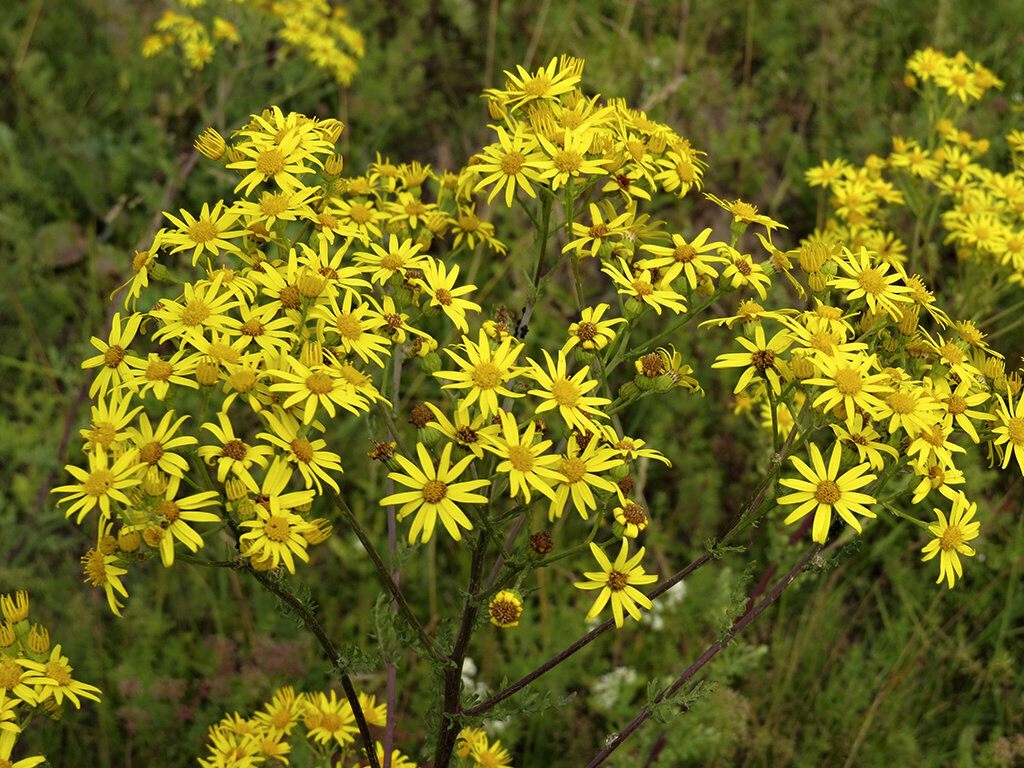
[831,248,912,319]
[424,401,502,460]
[198,412,274,492]
[911,460,966,504]
[19,645,101,709]
[353,237,428,286]
[238,460,316,573]
[54,448,140,524]
[162,201,245,264]
[574,539,657,627]
[434,329,528,419]
[134,475,221,566]
[380,442,489,544]
[129,411,196,479]
[992,393,1024,475]
[228,130,320,197]
[711,325,794,395]
[563,303,625,353]
[527,349,610,432]
[487,411,562,503]
[602,258,687,315]
[473,125,546,207]
[921,492,980,588]
[637,228,727,290]
[413,257,482,334]
[81,547,130,617]
[81,312,145,399]
[492,55,583,109]
[536,126,606,191]
[548,434,623,521]
[488,590,524,628]
[777,442,877,544]
[705,193,787,233]
[303,690,357,748]
[151,275,239,348]
[269,357,373,425]
[310,290,392,367]
[804,352,890,419]
[258,410,344,493]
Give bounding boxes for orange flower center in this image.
[814,480,841,505]
[421,479,447,504]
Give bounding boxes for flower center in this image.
[1007,417,1024,445]
[752,349,776,371]
[335,314,363,340]
[404,199,426,217]
[182,299,211,327]
[305,372,334,395]
[607,570,628,591]
[208,342,239,365]
[734,258,752,276]
[222,439,248,460]
[939,343,964,364]
[631,279,654,297]
[576,321,598,342]
[44,661,73,686]
[229,369,256,392]
[550,378,580,406]
[380,253,404,271]
[0,659,23,690]
[489,597,522,626]
[730,201,757,220]
[139,441,164,465]
[523,75,551,97]
[814,479,841,505]
[945,395,967,415]
[939,526,966,552]
[622,502,647,526]
[471,362,502,389]
[500,151,526,176]
[321,712,343,732]
[279,285,301,309]
[285,437,312,463]
[435,288,453,306]
[506,445,535,472]
[421,479,447,504]
[552,150,582,173]
[255,148,286,177]
[264,515,291,542]
[886,391,916,414]
[559,456,586,483]
[674,243,697,263]
[156,499,180,523]
[348,203,372,224]
[104,345,125,368]
[84,468,114,497]
[921,426,946,446]
[834,368,863,395]
[147,358,173,381]
[857,268,887,295]
[188,219,217,244]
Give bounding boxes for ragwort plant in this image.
[0,591,102,766]
[53,53,1024,767]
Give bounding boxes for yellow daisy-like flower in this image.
[720,250,773,300]
[563,303,625,353]
[379,442,489,544]
[602,258,687,315]
[413,257,482,334]
[53,447,139,524]
[434,329,528,419]
[830,414,899,471]
[270,358,371,424]
[151,275,239,348]
[470,733,514,768]
[992,393,1024,475]
[80,389,142,453]
[125,348,200,401]
[424,401,501,460]
[906,423,966,470]
[487,410,562,503]
[614,501,649,538]
[876,384,943,438]
[921,492,981,588]
[527,349,610,432]
[711,325,794,395]
[705,193,787,233]
[238,460,316,573]
[162,200,245,264]
[562,201,635,258]
[137,475,220,566]
[574,539,657,628]
[0,656,46,706]
[129,410,196,479]
[777,442,877,544]
[492,55,583,109]
[228,130,320,197]
[488,590,524,628]
[804,352,890,419]
[911,460,966,504]
[19,644,101,709]
[81,312,145,399]
[831,248,912,319]
[258,410,344,493]
[303,690,357,748]
[353,237,428,287]
[310,290,392,367]
[548,434,623,521]
[81,547,129,617]
[473,125,547,207]
[638,228,728,290]
[536,126,606,191]
[198,412,274,492]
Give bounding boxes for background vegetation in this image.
[2,0,1023,765]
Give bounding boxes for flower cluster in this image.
[143,0,364,83]
[0,591,102,766]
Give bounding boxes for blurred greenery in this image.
[2,0,1023,766]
